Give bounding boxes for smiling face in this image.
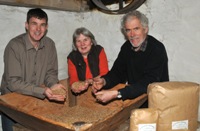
[75,34,92,58]
[125,17,148,48]
[25,17,48,45]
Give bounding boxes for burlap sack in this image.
[148,81,199,131]
[130,108,158,131]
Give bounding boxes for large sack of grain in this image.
[148,81,199,131]
[130,108,158,131]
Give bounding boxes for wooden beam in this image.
[0,0,89,12]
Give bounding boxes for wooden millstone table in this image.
[0,79,147,131]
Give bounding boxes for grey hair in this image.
[121,10,149,36]
[72,27,97,51]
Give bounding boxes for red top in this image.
[68,49,109,85]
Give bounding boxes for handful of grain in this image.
[52,88,67,96]
[72,81,85,89]
[71,81,88,94]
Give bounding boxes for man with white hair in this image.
[92,10,169,107]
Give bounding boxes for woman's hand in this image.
[71,81,89,93]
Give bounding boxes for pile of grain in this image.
[45,105,118,124]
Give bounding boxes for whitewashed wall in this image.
[1,0,200,83]
[0,0,200,129]
[0,4,124,80]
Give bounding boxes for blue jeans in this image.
[1,113,16,131]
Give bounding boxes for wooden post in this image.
[67,83,77,107]
[59,78,77,107]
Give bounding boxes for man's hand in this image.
[95,90,118,103]
[44,83,67,101]
[92,76,105,93]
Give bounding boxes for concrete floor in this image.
[114,119,130,131]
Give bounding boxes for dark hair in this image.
[27,8,48,24]
[72,27,97,51]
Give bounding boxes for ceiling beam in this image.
[0,0,89,12]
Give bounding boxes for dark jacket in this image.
[103,35,169,100]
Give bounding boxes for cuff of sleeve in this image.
[33,87,46,99]
[101,76,110,89]
[118,88,126,101]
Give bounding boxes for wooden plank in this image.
[83,94,147,131]
[0,80,147,131]
[0,0,89,12]
[0,103,70,131]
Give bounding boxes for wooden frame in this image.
[0,79,147,131]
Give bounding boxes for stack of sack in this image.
[130,81,199,131]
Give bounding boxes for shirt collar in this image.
[139,36,148,52]
[24,33,45,50]
[131,36,148,52]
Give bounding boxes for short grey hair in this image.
[121,10,149,36]
[72,27,97,51]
